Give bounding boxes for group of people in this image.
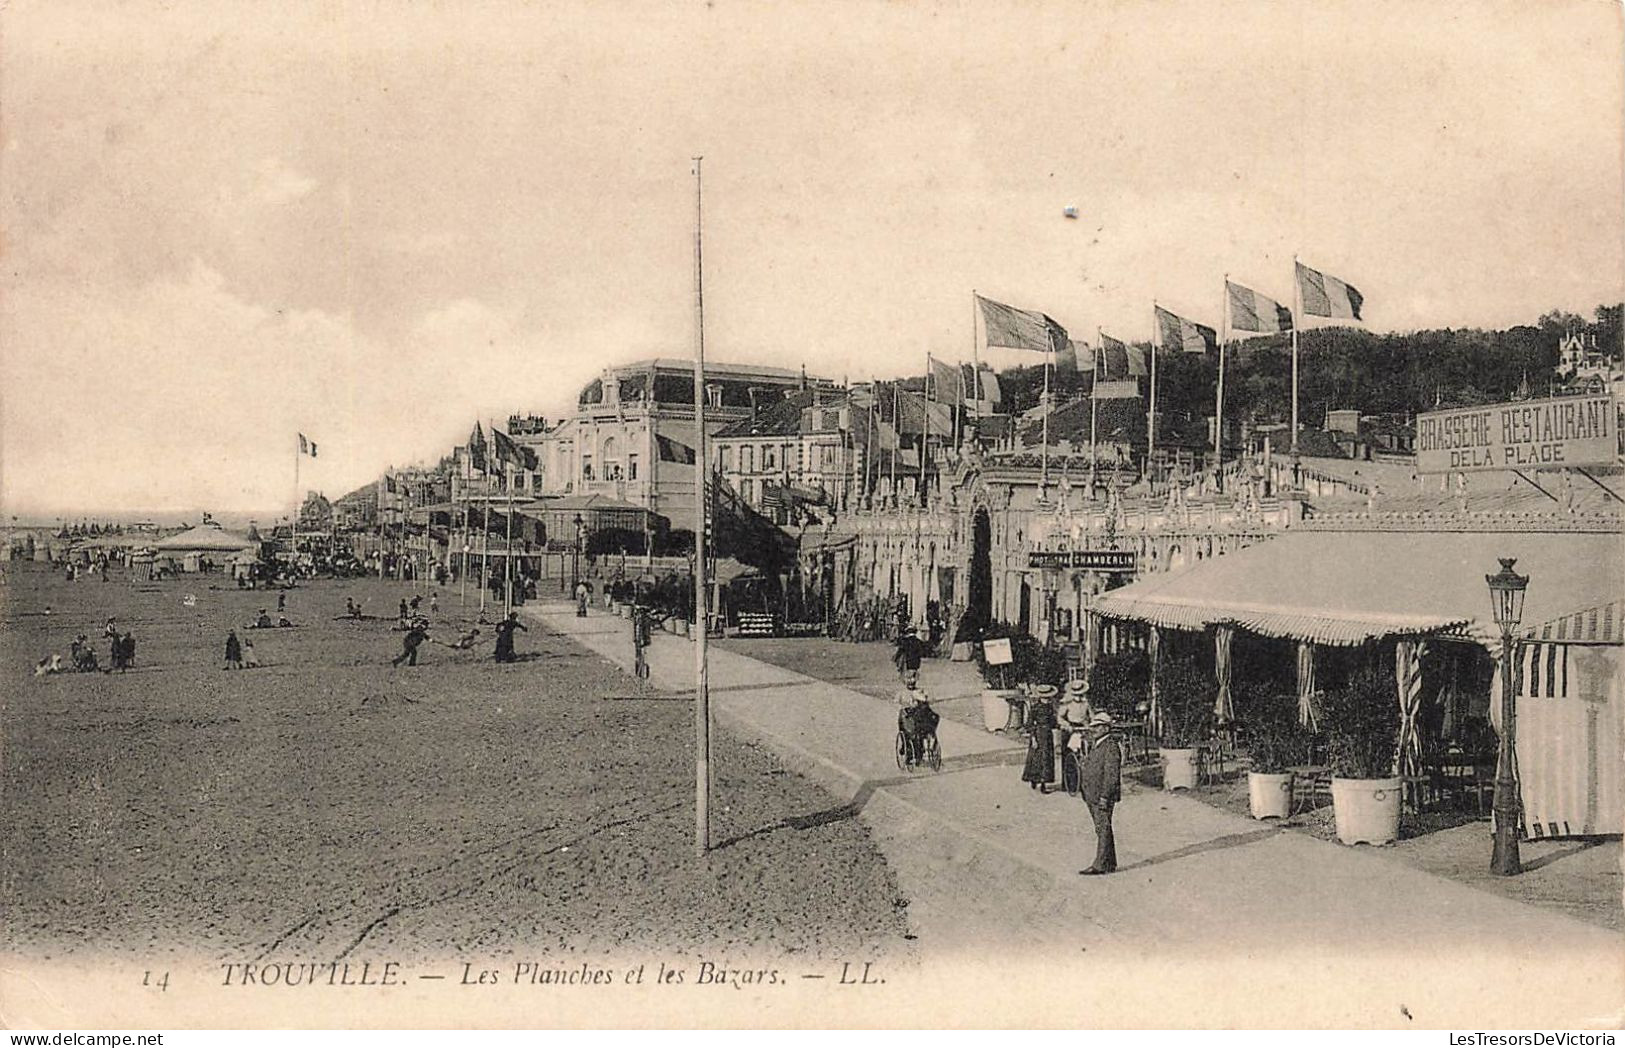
[36,619,137,676]
[1018,679,1123,876]
[389,610,526,668]
[222,629,259,669]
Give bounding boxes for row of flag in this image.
[973,260,1363,379]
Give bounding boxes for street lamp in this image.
[1486,556,1529,877]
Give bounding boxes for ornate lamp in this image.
[1485,557,1529,876]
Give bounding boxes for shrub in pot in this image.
[973,621,1065,732]
[1155,654,1212,790]
[1086,649,1149,722]
[1240,685,1309,819]
[1321,663,1402,845]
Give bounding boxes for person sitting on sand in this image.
[104,617,118,639]
[252,609,274,629]
[35,654,63,677]
[449,627,482,650]
[224,630,243,670]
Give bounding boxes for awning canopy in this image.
[1093,529,1624,647]
[1525,600,1623,645]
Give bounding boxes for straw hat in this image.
[1030,683,1058,699]
[1065,678,1088,696]
[1089,711,1115,727]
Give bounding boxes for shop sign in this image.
[983,637,1014,665]
[1026,549,1137,572]
[1416,394,1618,474]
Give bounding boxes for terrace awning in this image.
[1093,529,1624,648]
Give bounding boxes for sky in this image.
[3,0,1622,521]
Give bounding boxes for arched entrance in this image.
[965,506,993,634]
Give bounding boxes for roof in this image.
[1524,600,1623,645]
[713,390,814,438]
[151,524,259,552]
[1093,528,1625,647]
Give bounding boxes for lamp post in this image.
[572,513,585,592]
[1486,557,1529,877]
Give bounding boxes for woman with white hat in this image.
[1058,678,1092,794]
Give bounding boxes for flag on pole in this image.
[927,355,961,402]
[384,475,397,494]
[1295,261,1364,320]
[1154,306,1218,355]
[491,427,525,470]
[656,434,697,464]
[468,422,488,473]
[976,295,1069,354]
[298,433,318,458]
[1226,280,1293,334]
[1056,339,1090,372]
[1097,333,1148,380]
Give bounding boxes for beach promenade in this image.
[529,601,1625,1029]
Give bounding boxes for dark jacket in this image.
[1079,730,1123,806]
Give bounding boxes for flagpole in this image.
[889,380,898,501]
[455,467,466,607]
[1216,275,1228,493]
[1148,303,1159,492]
[1040,340,1052,493]
[503,459,514,619]
[1291,255,1301,476]
[865,376,876,507]
[480,429,491,615]
[292,436,300,571]
[922,352,932,503]
[1091,329,1101,498]
[692,155,712,857]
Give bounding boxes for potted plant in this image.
[1155,654,1212,791]
[973,622,1065,732]
[1240,685,1309,819]
[1322,663,1402,845]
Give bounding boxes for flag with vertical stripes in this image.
[1227,280,1294,334]
[1296,261,1364,320]
[977,294,1069,354]
[298,433,318,458]
[1154,306,1217,355]
[927,355,961,403]
[1056,339,1089,372]
[1096,334,1149,381]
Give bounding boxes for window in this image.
[719,446,734,472]
[627,454,639,481]
[741,478,754,503]
[821,444,837,467]
[741,446,754,472]
[763,445,777,470]
[582,456,594,481]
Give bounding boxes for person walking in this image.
[574,580,590,618]
[493,611,527,663]
[892,624,926,681]
[392,619,430,668]
[277,592,286,613]
[224,630,243,670]
[1078,711,1123,876]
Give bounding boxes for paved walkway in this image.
[525,603,1623,1028]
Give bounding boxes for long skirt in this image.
[1022,731,1055,785]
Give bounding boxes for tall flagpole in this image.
[1091,329,1101,497]
[479,429,491,614]
[503,458,514,618]
[1216,275,1229,492]
[692,156,712,857]
[1040,339,1052,492]
[889,380,898,499]
[865,376,877,506]
[456,466,466,607]
[292,436,300,570]
[922,352,931,503]
[1148,303,1159,491]
[1291,255,1301,474]
[971,291,981,422]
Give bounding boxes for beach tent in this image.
[1495,601,1624,839]
[152,524,259,554]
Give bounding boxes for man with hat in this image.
[892,623,927,682]
[1078,711,1123,875]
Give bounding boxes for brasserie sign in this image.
[1416,394,1618,474]
[1027,549,1137,572]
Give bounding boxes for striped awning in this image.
[1524,601,1623,645]
[1091,529,1623,649]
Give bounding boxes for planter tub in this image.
[980,689,1018,732]
[1248,771,1293,819]
[1161,747,1199,791]
[951,642,974,663]
[678,618,691,637]
[1331,776,1402,845]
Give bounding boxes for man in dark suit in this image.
[1078,711,1123,875]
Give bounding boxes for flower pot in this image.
[677,618,690,637]
[1161,747,1199,790]
[1248,771,1293,819]
[1330,776,1402,845]
[980,689,1018,732]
